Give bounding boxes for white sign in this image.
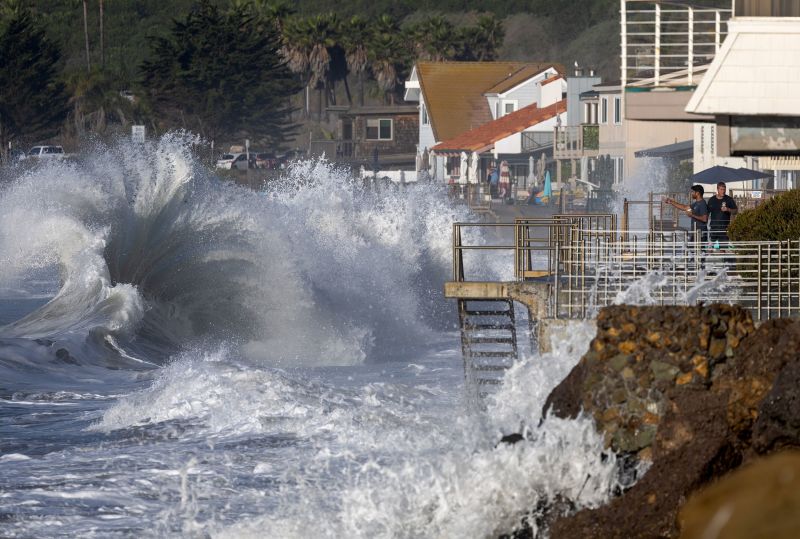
[132,125,145,143]
[752,190,762,199]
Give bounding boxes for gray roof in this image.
[634,139,694,159]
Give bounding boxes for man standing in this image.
[664,185,709,244]
[706,181,738,242]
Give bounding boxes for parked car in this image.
[251,152,279,170]
[27,145,65,158]
[215,152,249,170]
[278,149,306,168]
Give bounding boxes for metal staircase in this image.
[457,299,519,404]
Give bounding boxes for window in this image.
[504,102,516,115]
[601,97,608,124]
[613,96,621,124]
[366,118,393,140]
[700,125,705,155]
[710,125,715,155]
[446,155,461,177]
[421,104,429,126]
[614,157,624,184]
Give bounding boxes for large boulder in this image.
[550,387,739,539]
[543,304,754,455]
[542,306,800,538]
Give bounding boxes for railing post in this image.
[757,243,763,321]
[654,3,661,86]
[621,0,627,92]
[688,7,694,85]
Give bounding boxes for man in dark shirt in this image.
[706,181,738,242]
[664,185,709,244]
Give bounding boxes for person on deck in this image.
[664,185,709,244]
[488,166,499,198]
[706,181,738,243]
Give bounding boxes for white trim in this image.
[501,100,518,116]
[366,118,394,141]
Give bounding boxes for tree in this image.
[409,16,457,62]
[464,14,505,61]
[82,0,90,72]
[368,15,408,105]
[342,15,371,107]
[280,15,313,118]
[304,13,341,118]
[140,1,300,146]
[0,9,69,158]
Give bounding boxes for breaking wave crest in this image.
[0,134,481,367]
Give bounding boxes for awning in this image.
[634,140,693,159]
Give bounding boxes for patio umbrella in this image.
[527,155,535,190]
[690,165,744,184]
[543,169,552,198]
[468,152,479,184]
[534,170,551,205]
[736,167,772,180]
[538,154,547,182]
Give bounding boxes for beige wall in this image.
[624,119,694,182]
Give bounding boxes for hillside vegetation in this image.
[0,0,730,154]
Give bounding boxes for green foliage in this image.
[0,8,69,152]
[140,0,300,145]
[728,190,800,242]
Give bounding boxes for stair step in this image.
[471,364,511,371]
[464,323,515,331]
[468,337,515,344]
[465,309,512,316]
[470,351,516,358]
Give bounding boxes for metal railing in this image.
[554,125,600,160]
[451,218,800,321]
[521,132,554,152]
[621,1,732,88]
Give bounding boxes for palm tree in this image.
[409,16,457,62]
[257,0,294,36]
[305,13,340,119]
[342,15,371,107]
[281,16,312,118]
[369,15,406,105]
[82,0,90,72]
[471,14,504,61]
[99,0,104,69]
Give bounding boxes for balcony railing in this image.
[554,124,599,159]
[621,1,732,88]
[521,132,553,152]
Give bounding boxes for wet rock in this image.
[543,304,754,455]
[550,388,739,539]
[497,433,526,446]
[752,359,800,454]
[535,305,800,538]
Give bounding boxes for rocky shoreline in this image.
[515,304,800,537]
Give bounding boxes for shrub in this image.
[728,190,800,241]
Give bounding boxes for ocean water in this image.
[0,136,620,538]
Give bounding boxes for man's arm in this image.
[663,197,689,212]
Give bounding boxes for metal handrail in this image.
[452,218,800,321]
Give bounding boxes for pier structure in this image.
[446,202,800,401]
